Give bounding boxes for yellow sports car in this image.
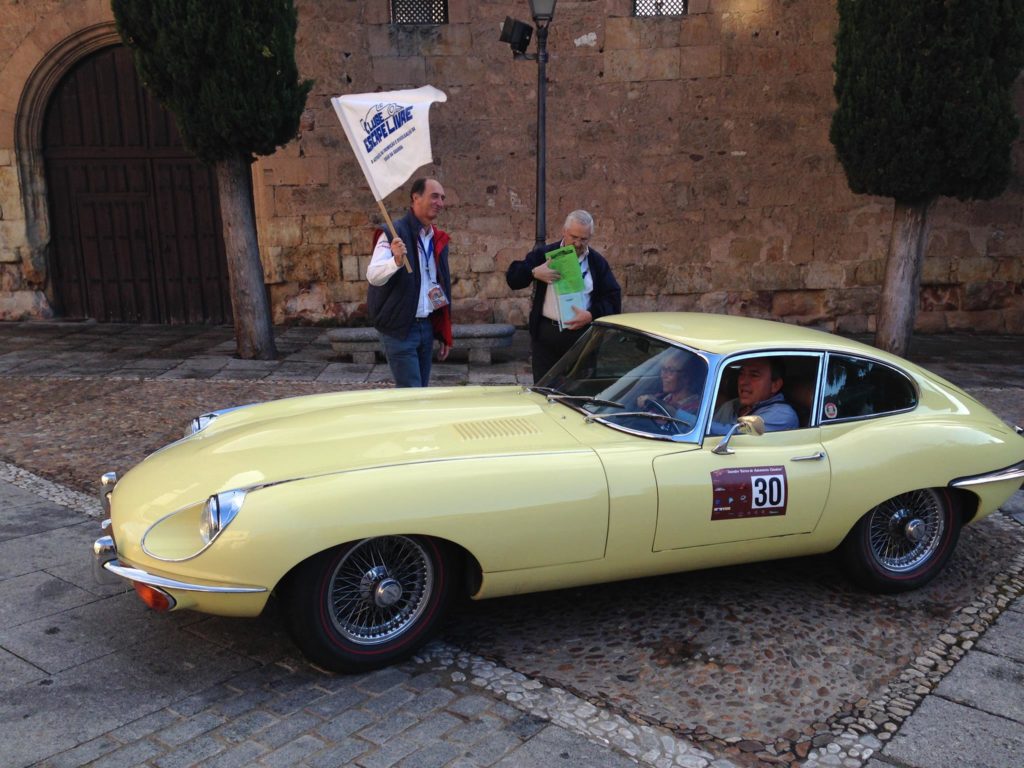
[93,313,1024,672]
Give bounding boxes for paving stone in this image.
[87,737,167,768]
[0,592,183,673]
[356,711,419,746]
[933,649,1024,724]
[448,694,497,718]
[213,709,280,745]
[360,684,417,716]
[153,735,225,768]
[304,685,369,717]
[0,521,95,580]
[254,711,322,749]
[883,695,1024,768]
[0,633,253,766]
[302,738,372,768]
[353,736,419,768]
[0,570,97,628]
[257,734,325,767]
[976,607,1024,662]
[195,740,268,768]
[395,740,463,768]
[462,729,523,765]
[315,708,376,742]
[157,711,229,747]
[356,666,412,694]
[34,735,121,768]
[108,709,181,744]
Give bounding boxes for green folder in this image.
[545,245,587,330]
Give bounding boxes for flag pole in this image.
[376,199,413,273]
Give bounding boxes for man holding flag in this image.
[331,85,450,387]
[366,178,453,387]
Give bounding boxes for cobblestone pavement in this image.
[0,322,1022,768]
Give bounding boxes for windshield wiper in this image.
[525,385,564,396]
[585,410,692,426]
[525,386,624,409]
[549,394,625,409]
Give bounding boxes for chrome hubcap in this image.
[374,578,403,607]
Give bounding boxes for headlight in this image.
[198,489,247,545]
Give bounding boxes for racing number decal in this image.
[711,466,789,521]
[751,473,786,509]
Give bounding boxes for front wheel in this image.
[284,535,453,672]
[840,488,960,593]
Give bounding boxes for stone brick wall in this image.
[1,0,1022,332]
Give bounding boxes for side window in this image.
[710,354,821,432]
[821,355,917,422]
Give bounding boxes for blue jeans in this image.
[379,318,434,387]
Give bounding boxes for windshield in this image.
[536,325,709,440]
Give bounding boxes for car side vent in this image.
[454,418,539,440]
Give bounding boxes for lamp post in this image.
[529,0,555,249]
[500,1,557,249]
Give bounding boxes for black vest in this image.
[368,210,450,340]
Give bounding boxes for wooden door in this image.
[43,46,232,324]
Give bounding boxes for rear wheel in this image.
[840,488,960,593]
[284,535,452,672]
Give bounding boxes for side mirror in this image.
[712,415,765,455]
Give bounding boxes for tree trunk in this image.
[874,198,935,357]
[215,153,277,359]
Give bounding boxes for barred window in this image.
[633,0,688,16]
[391,0,448,24]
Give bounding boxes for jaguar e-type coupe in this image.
[93,313,1024,672]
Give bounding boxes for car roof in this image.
[599,312,897,361]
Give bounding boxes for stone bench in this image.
[327,323,516,365]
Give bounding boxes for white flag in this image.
[331,86,448,202]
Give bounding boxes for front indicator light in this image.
[132,582,176,612]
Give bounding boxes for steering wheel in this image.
[643,398,681,434]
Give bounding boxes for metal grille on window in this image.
[633,0,688,16]
[391,0,449,24]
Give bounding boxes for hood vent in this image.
[454,417,540,441]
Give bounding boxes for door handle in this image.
[791,451,826,462]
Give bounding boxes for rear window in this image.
[821,354,917,422]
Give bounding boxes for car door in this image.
[652,352,831,551]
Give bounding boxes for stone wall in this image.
[1,0,1022,331]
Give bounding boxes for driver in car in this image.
[637,350,704,426]
[709,357,799,435]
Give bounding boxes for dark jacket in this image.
[505,242,621,340]
[368,209,453,346]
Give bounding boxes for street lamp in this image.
[500,1,558,249]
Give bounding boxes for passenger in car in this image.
[637,350,704,419]
[709,357,799,435]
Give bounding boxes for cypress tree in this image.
[112,1,313,359]
[830,0,1024,354]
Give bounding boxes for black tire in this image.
[283,535,453,673]
[840,488,961,593]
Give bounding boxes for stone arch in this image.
[12,21,122,301]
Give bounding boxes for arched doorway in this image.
[43,45,232,323]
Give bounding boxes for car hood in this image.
[113,386,583,519]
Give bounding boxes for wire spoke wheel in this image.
[841,487,960,593]
[866,489,945,573]
[326,536,434,645]
[286,535,451,672]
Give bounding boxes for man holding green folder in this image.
[506,210,622,382]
